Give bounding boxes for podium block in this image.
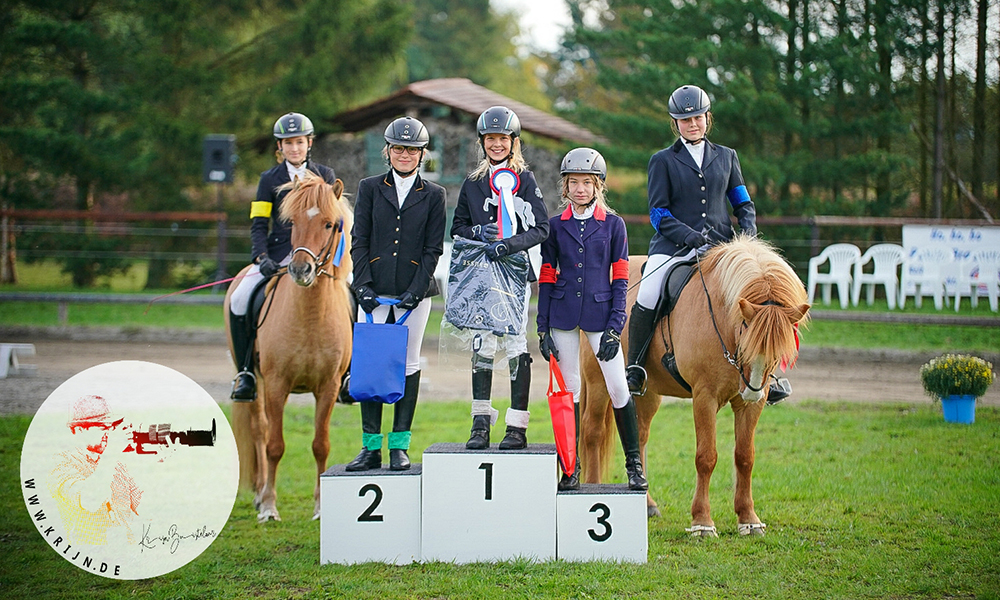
[420,443,557,563]
[319,464,422,565]
[556,483,647,563]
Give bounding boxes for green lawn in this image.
[3,402,999,599]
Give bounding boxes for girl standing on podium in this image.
[536,148,648,491]
[346,116,447,471]
[450,106,550,450]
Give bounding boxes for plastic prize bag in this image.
[439,237,529,369]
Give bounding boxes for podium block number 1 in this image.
[480,463,493,500]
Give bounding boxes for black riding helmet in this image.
[273,112,315,139]
[384,116,430,148]
[667,86,711,119]
[560,147,607,181]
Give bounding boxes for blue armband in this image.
[727,185,751,208]
[650,207,674,231]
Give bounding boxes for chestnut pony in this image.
[226,174,353,522]
[579,236,809,536]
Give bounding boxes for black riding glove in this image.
[257,256,279,278]
[538,331,559,362]
[595,329,621,362]
[683,230,710,249]
[355,285,379,314]
[397,291,419,310]
[472,223,500,242]
[485,241,509,261]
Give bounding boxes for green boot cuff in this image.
[387,431,411,450]
[362,433,383,451]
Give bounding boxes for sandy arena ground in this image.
[2,335,997,416]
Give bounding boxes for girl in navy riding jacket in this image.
[536,148,648,491]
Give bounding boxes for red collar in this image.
[560,205,607,221]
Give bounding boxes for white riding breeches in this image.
[550,328,630,409]
[357,298,432,376]
[229,256,292,316]
[635,248,698,310]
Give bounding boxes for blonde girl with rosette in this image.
[536,148,647,491]
[450,106,550,450]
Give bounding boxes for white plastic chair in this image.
[898,248,952,310]
[951,255,979,312]
[807,243,861,309]
[852,244,904,309]
[969,249,1000,312]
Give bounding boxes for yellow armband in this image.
[250,201,272,219]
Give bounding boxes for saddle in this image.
[650,259,699,393]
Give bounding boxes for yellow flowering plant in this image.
[920,353,995,399]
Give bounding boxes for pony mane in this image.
[702,235,809,329]
[278,173,344,224]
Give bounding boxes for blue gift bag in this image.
[349,299,411,404]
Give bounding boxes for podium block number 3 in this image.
[358,483,384,522]
[588,503,612,542]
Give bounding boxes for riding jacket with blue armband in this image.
[536,205,629,336]
[249,160,337,262]
[646,138,756,257]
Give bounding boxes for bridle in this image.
[289,217,346,279]
[694,251,781,394]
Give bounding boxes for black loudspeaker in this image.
[203,134,237,183]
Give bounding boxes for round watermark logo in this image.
[20,361,239,580]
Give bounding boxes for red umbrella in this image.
[547,359,576,475]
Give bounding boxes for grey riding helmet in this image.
[560,147,607,181]
[384,117,430,148]
[273,112,315,139]
[667,86,711,119]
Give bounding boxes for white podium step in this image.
[319,464,422,565]
[557,483,647,563]
[420,442,557,563]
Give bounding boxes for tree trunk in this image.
[971,0,986,203]
[932,0,945,219]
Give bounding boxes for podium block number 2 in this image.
[588,502,612,542]
[358,483,384,522]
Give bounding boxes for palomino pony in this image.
[226,174,353,522]
[579,236,809,536]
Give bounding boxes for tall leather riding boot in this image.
[613,397,649,491]
[558,402,582,491]
[346,401,383,471]
[466,359,493,449]
[625,304,658,395]
[229,312,257,401]
[499,353,531,450]
[338,295,359,405]
[388,371,420,470]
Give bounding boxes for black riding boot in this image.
[388,371,420,470]
[499,353,531,450]
[346,401,383,471]
[466,360,493,449]
[338,294,358,405]
[625,304,657,395]
[767,375,792,405]
[558,402,581,491]
[613,397,649,491]
[229,312,257,401]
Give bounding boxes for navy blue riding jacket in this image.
[250,160,337,262]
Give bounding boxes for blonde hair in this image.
[558,173,615,214]
[469,136,528,180]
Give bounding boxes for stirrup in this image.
[230,370,257,402]
[626,365,648,396]
[766,375,792,405]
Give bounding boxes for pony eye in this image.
[325,222,333,230]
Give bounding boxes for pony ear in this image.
[331,178,344,199]
[788,303,810,323]
[738,298,759,322]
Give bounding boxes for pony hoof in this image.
[312,511,321,521]
[685,525,718,538]
[738,522,767,536]
[647,506,661,519]
[257,509,281,523]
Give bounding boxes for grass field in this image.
[3,401,999,599]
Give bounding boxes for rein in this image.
[694,251,768,394]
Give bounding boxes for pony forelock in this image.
[278,173,343,224]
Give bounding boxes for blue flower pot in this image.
[941,394,976,424]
